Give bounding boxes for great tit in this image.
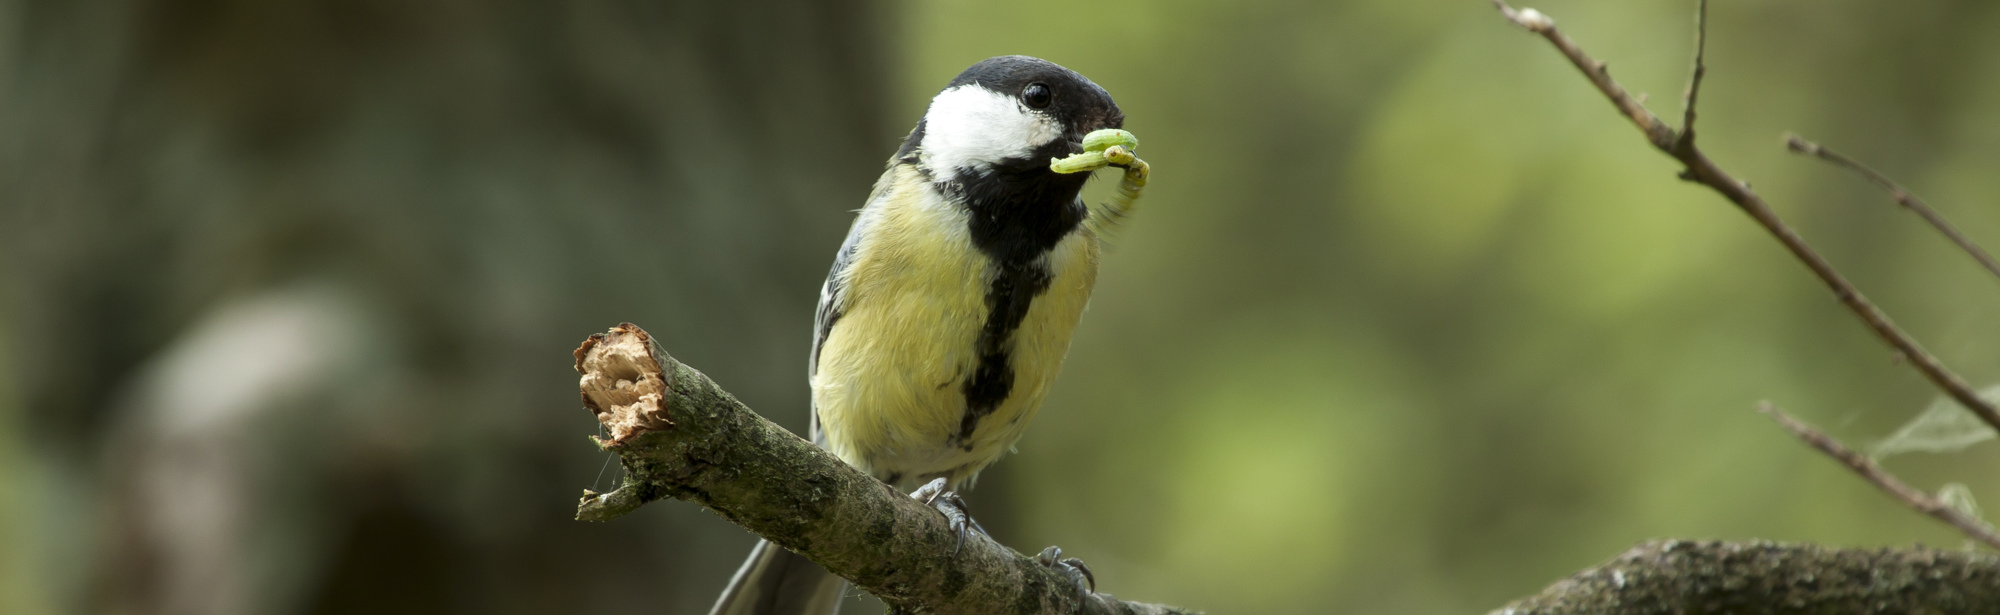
[711,55,1130,615]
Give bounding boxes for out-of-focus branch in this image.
[1489,0,2000,437]
[569,323,1194,615]
[1488,2,1676,151]
[1784,134,2000,282]
[1674,0,1707,150]
[1478,5,2000,611]
[1757,402,2000,550]
[1489,540,2000,614]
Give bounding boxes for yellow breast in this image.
[811,168,1099,488]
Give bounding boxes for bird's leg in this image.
[1035,546,1096,594]
[910,477,987,553]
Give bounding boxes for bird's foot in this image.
[1035,546,1096,594]
[910,477,987,554]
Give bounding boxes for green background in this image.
[4,0,1999,613]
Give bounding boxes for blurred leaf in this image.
[1871,385,2000,458]
[1938,482,1984,521]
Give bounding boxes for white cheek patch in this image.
[920,85,1061,180]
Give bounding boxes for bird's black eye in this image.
[1022,82,1053,109]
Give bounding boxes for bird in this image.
[710,55,1132,615]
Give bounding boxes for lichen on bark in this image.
[1493,539,2000,615]
[570,323,1194,615]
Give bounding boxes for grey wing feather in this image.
[708,179,892,615]
[808,220,865,381]
[807,184,885,445]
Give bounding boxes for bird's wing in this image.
[807,174,893,445]
[808,222,862,381]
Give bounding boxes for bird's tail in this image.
[709,539,846,615]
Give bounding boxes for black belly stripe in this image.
[943,146,1089,447]
[957,261,1052,444]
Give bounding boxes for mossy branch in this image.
[1492,540,2000,614]
[567,325,2000,613]
[571,323,1194,615]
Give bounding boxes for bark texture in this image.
[574,325,2000,614]
[1493,539,2000,615]
[572,323,1195,615]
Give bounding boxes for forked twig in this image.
[1759,403,2000,550]
[1785,134,2000,283]
[1489,0,2000,437]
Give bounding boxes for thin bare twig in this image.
[1489,0,2000,437]
[1758,403,2000,550]
[1676,0,1708,150]
[1785,134,2000,282]
[1490,1,1677,151]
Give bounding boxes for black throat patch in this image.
[945,154,1089,446]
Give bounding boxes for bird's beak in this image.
[1092,107,1126,132]
[1069,112,1124,153]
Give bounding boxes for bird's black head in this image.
[893,56,1123,261]
[896,55,1124,182]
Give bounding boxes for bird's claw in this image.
[911,477,986,554]
[1035,546,1096,593]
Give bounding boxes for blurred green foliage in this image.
[5,0,2000,614]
